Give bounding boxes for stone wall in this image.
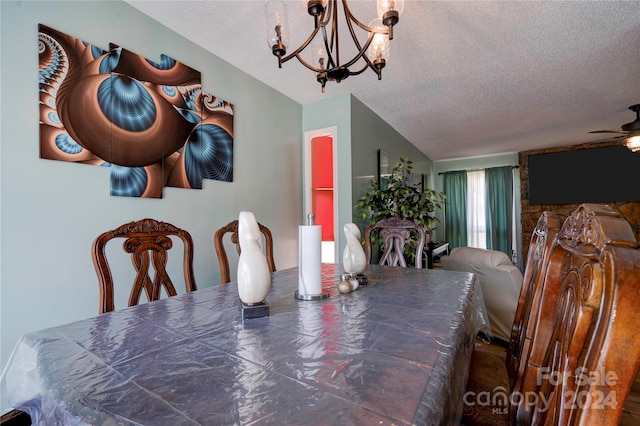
[519,140,640,262]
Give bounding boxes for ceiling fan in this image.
[589,104,640,152]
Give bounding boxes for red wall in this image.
[311,136,334,241]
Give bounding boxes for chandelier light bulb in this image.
[625,134,640,152]
[370,33,389,60]
[312,38,327,70]
[266,0,289,60]
[368,19,390,61]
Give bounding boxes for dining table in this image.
[1,264,489,425]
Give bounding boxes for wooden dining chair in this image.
[463,210,561,425]
[214,219,276,284]
[364,217,426,268]
[506,211,562,387]
[0,409,31,426]
[462,204,640,426]
[92,218,197,314]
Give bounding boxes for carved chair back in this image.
[92,218,197,314]
[511,204,640,425]
[364,217,426,268]
[214,219,276,284]
[506,211,561,387]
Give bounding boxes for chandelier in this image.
[266,0,404,92]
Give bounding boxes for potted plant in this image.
[355,157,446,262]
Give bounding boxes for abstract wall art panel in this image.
[38,24,234,198]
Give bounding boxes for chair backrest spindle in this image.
[364,217,426,268]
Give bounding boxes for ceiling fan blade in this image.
[586,135,628,145]
[588,104,639,137]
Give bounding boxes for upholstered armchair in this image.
[441,247,523,342]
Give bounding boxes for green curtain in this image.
[443,171,468,249]
[485,166,513,255]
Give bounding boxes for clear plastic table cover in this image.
[1,264,490,425]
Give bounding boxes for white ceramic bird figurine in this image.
[343,223,366,275]
[237,211,271,305]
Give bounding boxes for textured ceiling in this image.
[126,0,640,161]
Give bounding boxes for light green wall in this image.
[302,94,432,257]
[302,94,353,259]
[0,0,302,402]
[433,153,519,187]
[350,96,433,233]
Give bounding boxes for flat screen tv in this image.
[528,145,640,205]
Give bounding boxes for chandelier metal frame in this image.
[269,0,401,92]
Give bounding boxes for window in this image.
[467,170,486,249]
[443,166,517,259]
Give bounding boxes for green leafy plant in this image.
[355,157,446,262]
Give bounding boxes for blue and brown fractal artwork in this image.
[38,24,234,198]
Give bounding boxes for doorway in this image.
[304,127,338,263]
